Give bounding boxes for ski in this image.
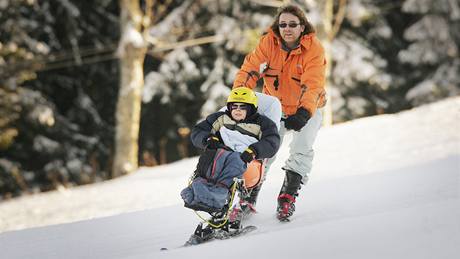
[184,225,257,246]
[278,217,291,222]
[159,225,257,251]
[215,225,257,239]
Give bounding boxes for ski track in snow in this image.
[0,97,459,259]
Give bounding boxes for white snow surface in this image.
[1,97,459,259]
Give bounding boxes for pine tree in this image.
[0,0,120,198]
[399,0,460,105]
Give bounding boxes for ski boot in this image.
[229,183,262,222]
[277,170,302,222]
[184,203,231,246]
[185,209,257,246]
[185,222,216,246]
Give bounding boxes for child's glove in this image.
[240,147,256,163]
[205,134,224,150]
[284,107,311,131]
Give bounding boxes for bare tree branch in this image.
[329,0,347,40]
[249,0,285,8]
[148,34,226,54]
[144,0,154,29]
[153,0,175,24]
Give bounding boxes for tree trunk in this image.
[112,0,147,177]
[315,0,334,126]
[313,0,347,125]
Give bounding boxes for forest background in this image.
[0,0,458,200]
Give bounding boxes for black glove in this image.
[240,147,256,163]
[284,108,311,131]
[204,134,224,150]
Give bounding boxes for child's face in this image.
[230,103,248,121]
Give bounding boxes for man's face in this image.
[278,13,304,45]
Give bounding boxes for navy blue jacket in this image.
[191,111,280,159]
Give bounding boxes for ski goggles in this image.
[230,104,249,111]
[278,23,301,28]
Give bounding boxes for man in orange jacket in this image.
[233,4,326,221]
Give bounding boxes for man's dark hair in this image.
[270,5,315,37]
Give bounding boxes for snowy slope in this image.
[1,97,459,259]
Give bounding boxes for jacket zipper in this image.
[285,49,292,61]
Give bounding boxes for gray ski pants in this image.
[265,109,322,183]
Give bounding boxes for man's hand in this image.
[284,108,311,131]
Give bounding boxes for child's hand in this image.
[240,147,256,163]
[205,135,223,149]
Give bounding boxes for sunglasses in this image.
[278,23,301,28]
[230,104,248,111]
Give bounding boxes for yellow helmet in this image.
[227,87,258,108]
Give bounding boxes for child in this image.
[181,87,280,213]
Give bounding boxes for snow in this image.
[143,48,199,104]
[0,0,7,9]
[398,14,457,65]
[198,57,232,117]
[32,135,59,154]
[345,0,372,27]
[406,79,437,101]
[1,97,459,259]
[117,23,145,57]
[142,71,170,103]
[29,104,55,127]
[402,0,455,14]
[332,37,390,90]
[124,24,144,48]
[405,62,460,105]
[147,0,193,43]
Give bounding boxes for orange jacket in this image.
[233,29,326,116]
